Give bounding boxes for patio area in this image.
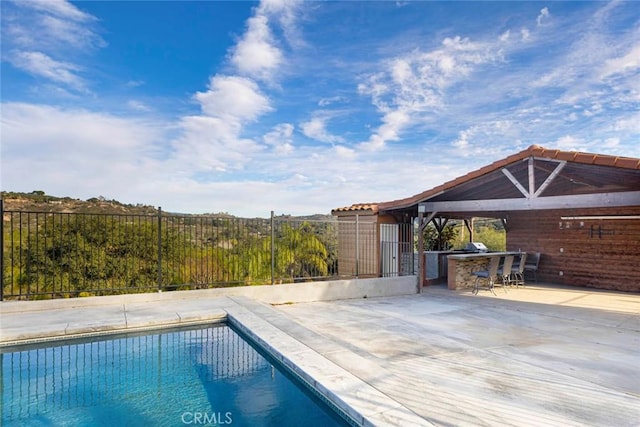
[1,283,639,426]
[276,284,640,425]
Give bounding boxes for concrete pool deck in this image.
[1,284,639,426]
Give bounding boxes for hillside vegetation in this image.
[1,191,160,215]
[1,191,337,300]
[1,191,332,220]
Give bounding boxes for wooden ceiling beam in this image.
[419,190,640,212]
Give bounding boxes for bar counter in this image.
[446,251,524,290]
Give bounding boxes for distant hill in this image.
[0,191,333,220]
[1,191,159,215]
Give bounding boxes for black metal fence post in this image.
[157,206,162,292]
[1,198,4,301]
[417,210,424,294]
[270,210,275,285]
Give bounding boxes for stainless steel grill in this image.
[465,242,488,252]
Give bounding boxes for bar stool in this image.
[511,253,527,287]
[472,256,500,295]
[496,255,514,292]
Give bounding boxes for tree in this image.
[18,215,183,297]
[275,222,329,281]
[421,222,459,251]
[234,222,330,285]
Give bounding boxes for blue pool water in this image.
[1,324,351,426]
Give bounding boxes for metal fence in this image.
[1,202,410,300]
[380,223,414,278]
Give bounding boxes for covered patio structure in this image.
[333,145,640,292]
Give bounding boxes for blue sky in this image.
[2,0,639,217]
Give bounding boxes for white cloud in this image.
[359,35,501,151]
[229,0,302,81]
[318,96,346,107]
[0,102,268,209]
[551,135,584,151]
[170,115,262,173]
[163,139,453,215]
[177,0,304,176]
[127,100,151,112]
[162,0,298,178]
[39,14,106,50]
[547,136,629,157]
[14,0,96,22]
[334,145,356,159]
[600,44,640,78]
[8,51,85,90]
[2,0,104,92]
[449,121,520,159]
[263,123,295,154]
[526,4,639,121]
[359,109,410,151]
[602,137,620,148]
[1,103,164,195]
[537,7,550,26]
[0,101,487,215]
[231,14,282,81]
[155,0,301,193]
[257,0,303,49]
[451,129,472,150]
[583,102,603,117]
[613,112,640,133]
[300,115,343,144]
[5,0,104,52]
[1,81,277,202]
[193,75,271,122]
[125,80,145,88]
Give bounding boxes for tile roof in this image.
[333,145,640,214]
[331,203,379,214]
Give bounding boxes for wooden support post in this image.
[417,211,424,293]
[464,218,474,242]
[417,210,437,292]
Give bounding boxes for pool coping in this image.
[0,295,431,426]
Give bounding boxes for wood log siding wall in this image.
[506,207,640,292]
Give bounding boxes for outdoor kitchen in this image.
[446,243,523,290]
[424,242,490,285]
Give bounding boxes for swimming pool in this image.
[1,324,353,426]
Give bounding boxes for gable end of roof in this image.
[334,145,639,214]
